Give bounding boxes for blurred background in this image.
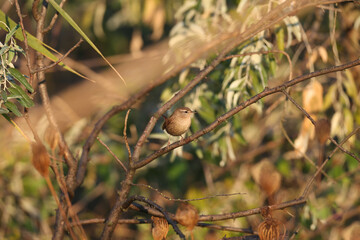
[0,0,360,239]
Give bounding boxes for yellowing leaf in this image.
[48,0,126,86]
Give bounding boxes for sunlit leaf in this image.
[8,68,33,93]
[0,108,9,114]
[8,84,34,108]
[0,10,87,80]
[276,27,285,53]
[47,0,126,85]
[4,101,22,116]
[0,45,10,55]
[5,24,19,44]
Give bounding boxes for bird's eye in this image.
[185,110,188,113]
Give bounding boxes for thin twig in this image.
[200,198,306,222]
[301,126,360,198]
[122,195,185,239]
[281,89,315,124]
[124,109,132,164]
[43,0,68,33]
[97,137,128,173]
[49,160,87,238]
[71,218,150,226]
[197,223,254,234]
[329,138,360,163]
[71,217,254,234]
[279,121,333,181]
[31,39,83,73]
[282,89,360,163]
[131,183,246,202]
[14,0,33,85]
[32,0,41,21]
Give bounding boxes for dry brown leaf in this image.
[317,46,328,63]
[302,80,323,114]
[151,216,169,240]
[290,80,324,158]
[31,141,50,177]
[342,222,360,240]
[307,50,318,68]
[251,160,282,198]
[258,217,285,240]
[175,203,199,231]
[44,125,59,151]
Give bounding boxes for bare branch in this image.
[122,195,185,239]
[134,58,360,169]
[32,0,41,21]
[124,109,132,164]
[279,121,334,181]
[132,183,246,202]
[282,89,360,163]
[301,127,360,198]
[31,39,83,73]
[43,0,68,33]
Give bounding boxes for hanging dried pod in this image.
[175,203,199,231]
[44,125,59,151]
[31,140,50,177]
[315,118,331,145]
[151,216,169,240]
[257,207,286,240]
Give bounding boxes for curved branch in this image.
[134,57,360,169]
[122,195,185,239]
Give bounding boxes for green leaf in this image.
[0,10,87,80]
[47,0,125,85]
[197,97,216,124]
[0,45,10,55]
[276,27,285,53]
[1,90,7,102]
[0,108,9,114]
[7,49,16,63]
[4,101,22,116]
[8,68,33,93]
[8,84,34,108]
[5,24,19,44]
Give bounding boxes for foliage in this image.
[0,22,33,117]
[0,0,360,240]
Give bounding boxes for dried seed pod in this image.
[44,125,59,151]
[151,216,169,240]
[315,118,331,145]
[258,208,285,240]
[258,218,284,240]
[175,203,199,231]
[31,141,50,177]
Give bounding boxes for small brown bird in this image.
[162,107,195,137]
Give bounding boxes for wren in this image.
[162,107,195,137]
